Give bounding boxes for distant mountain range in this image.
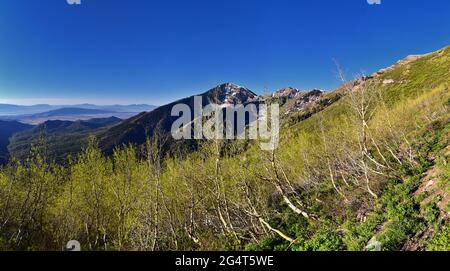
[0,104,157,125]
[30,108,115,117]
[1,83,333,162]
[24,83,331,158]
[0,103,156,116]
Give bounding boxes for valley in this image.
[0,104,156,163]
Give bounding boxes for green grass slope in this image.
[240,45,450,251]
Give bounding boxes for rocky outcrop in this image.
[272,87,300,99]
[205,83,259,104]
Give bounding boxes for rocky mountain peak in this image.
[272,87,300,99]
[205,83,259,104]
[291,89,324,110]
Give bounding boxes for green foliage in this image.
[426,224,450,251]
[292,228,344,251]
[421,196,441,226]
[246,237,288,252]
[342,212,384,251]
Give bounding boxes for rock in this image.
[364,237,382,251]
[65,240,81,251]
[294,89,323,109]
[207,83,259,104]
[272,87,300,99]
[383,79,395,85]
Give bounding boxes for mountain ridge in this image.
[7,117,123,162]
[0,121,34,163]
[0,103,157,116]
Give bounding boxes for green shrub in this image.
[420,196,441,226]
[427,224,450,251]
[342,213,384,251]
[292,230,344,251]
[376,177,425,250]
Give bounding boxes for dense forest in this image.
[0,46,449,251]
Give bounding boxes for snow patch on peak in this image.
[207,83,259,104]
[272,87,300,99]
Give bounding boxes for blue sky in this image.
[0,0,449,105]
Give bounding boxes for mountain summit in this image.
[93,83,260,153]
[272,87,300,99]
[204,83,259,104]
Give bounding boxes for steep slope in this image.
[239,45,450,251]
[97,83,259,153]
[204,83,258,104]
[0,121,34,163]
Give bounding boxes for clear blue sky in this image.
[0,0,449,105]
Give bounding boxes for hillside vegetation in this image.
[0,121,33,164]
[8,117,122,162]
[0,46,449,251]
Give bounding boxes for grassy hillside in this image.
[0,46,448,251]
[235,46,450,250]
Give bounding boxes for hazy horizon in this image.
[1,0,449,106]
[0,98,158,107]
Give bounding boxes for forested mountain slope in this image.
[8,117,122,162]
[0,121,33,164]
